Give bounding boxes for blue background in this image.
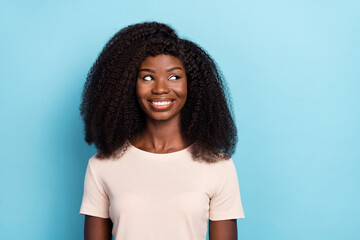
[1,0,359,239]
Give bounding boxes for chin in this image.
[147,112,180,122]
[150,115,174,121]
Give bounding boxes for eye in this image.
[168,75,180,80]
[143,75,154,81]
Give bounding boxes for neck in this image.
[131,115,188,153]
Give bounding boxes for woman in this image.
[79,22,245,240]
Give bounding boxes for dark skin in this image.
[84,216,237,240]
[209,219,238,240]
[84,216,112,240]
[84,55,238,239]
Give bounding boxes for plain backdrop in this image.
[0,0,359,239]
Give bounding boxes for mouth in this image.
[148,99,175,110]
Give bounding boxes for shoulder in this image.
[202,158,239,194]
[201,157,237,174]
[191,157,237,182]
[86,151,125,175]
[87,152,110,168]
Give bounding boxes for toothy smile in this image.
[151,101,173,105]
[148,99,174,109]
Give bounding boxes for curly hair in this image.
[80,22,237,162]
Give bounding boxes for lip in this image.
[148,98,175,110]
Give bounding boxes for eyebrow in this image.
[166,67,183,72]
[138,68,155,73]
[138,67,183,73]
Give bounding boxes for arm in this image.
[209,219,237,240]
[84,215,113,240]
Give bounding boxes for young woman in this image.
[79,22,245,240]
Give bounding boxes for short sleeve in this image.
[80,157,110,218]
[209,159,245,220]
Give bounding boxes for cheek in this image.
[178,81,188,100]
[136,85,148,108]
[136,82,145,98]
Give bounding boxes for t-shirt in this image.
[80,143,245,240]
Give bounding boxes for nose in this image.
[152,79,170,94]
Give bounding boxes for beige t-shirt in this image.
[80,144,245,240]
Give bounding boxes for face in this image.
[136,54,187,122]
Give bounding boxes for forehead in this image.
[139,54,184,70]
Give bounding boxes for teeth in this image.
[152,101,172,106]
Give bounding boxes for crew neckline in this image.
[128,142,192,160]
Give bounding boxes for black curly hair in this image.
[80,22,237,162]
